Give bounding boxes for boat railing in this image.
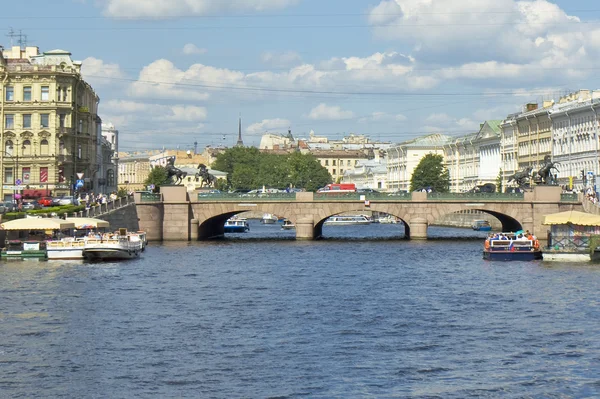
[488,240,534,251]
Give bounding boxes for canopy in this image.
[0,218,75,231]
[542,210,600,226]
[66,217,110,229]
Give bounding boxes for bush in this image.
[3,205,86,221]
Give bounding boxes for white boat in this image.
[47,238,87,260]
[261,213,278,224]
[224,218,250,233]
[324,215,372,225]
[281,219,295,230]
[377,215,398,224]
[82,229,144,260]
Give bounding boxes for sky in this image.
[3,0,600,153]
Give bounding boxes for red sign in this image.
[40,167,48,183]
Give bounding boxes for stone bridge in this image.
[135,185,584,243]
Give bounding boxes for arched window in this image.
[5,140,13,156]
[40,139,49,156]
[22,140,31,156]
[107,169,115,187]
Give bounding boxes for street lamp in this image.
[7,139,26,205]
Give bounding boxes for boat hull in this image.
[1,250,46,259]
[83,247,141,260]
[542,250,600,262]
[224,226,249,233]
[47,248,83,260]
[483,250,543,261]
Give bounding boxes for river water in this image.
[2,221,600,398]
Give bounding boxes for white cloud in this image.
[308,104,355,121]
[358,111,407,123]
[102,100,207,123]
[246,118,291,135]
[261,51,302,67]
[102,0,300,18]
[182,43,207,55]
[80,57,124,86]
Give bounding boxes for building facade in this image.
[0,45,100,200]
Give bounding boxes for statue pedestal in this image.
[160,185,188,202]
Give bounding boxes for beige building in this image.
[118,154,152,191]
[311,149,372,183]
[0,45,100,199]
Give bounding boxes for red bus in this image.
[316,183,357,193]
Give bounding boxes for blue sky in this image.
[3,0,600,152]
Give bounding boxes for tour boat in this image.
[224,218,250,233]
[261,213,279,224]
[281,219,295,230]
[47,238,86,260]
[377,215,399,224]
[82,229,144,261]
[483,234,542,261]
[1,240,47,259]
[472,220,492,231]
[324,215,372,225]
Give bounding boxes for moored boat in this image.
[47,238,86,260]
[224,218,250,233]
[324,215,372,225]
[82,229,143,261]
[1,240,47,259]
[483,234,542,261]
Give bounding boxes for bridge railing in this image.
[140,192,162,202]
[313,192,413,201]
[427,192,525,200]
[560,193,579,202]
[197,192,297,201]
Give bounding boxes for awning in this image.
[22,189,51,198]
[542,210,600,226]
[0,218,75,231]
[65,217,109,229]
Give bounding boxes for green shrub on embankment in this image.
[2,205,85,221]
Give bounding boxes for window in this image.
[40,167,48,183]
[333,160,337,166]
[77,144,82,159]
[22,167,30,184]
[333,169,336,175]
[347,160,351,166]
[59,140,65,154]
[5,114,14,129]
[5,140,13,156]
[107,170,115,187]
[40,114,49,128]
[22,140,31,156]
[23,86,31,102]
[325,160,329,166]
[40,139,49,155]
[4,168,13,184]
[23,114,31,129]
[5,86,14,101]
[41,86,49,101]
[59,114,66,128]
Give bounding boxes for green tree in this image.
[286,152,331,191]
[230,164,256,190]
[496,169,503,193]
[143,166,169,192]
[117,187,128,197]
[410,153,450,192]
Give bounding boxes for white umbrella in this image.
[0,218,75,231]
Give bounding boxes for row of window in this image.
[321,159,359,166]
[3,167,49,184]
[5,113,52,129]
[4,85,69,102]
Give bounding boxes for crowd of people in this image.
[77,191,119,207]
[484,230,540,250]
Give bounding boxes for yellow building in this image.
[0,46,100,199]
[311,149,372,183]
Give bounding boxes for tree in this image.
[143,166,169,192]
[286,152,331,191]
[496,169,503,193]
[117,187,128,197]
[410,153,450,192]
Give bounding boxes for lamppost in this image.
[6,138,25,205]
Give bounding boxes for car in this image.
[22,200,42,211]
[52,196,79,206]
[357,188,380,194]
[38,197,53,207]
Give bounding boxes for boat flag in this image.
[509,241,515,251]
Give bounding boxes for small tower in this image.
[236,115,244,147]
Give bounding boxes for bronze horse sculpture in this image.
[165,156,187,185]
[196,163,216,188]
[507,166,533,188]
[535,155,559,185]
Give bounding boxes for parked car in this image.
[22,200,42,211]
[38,197,53,207]
[1,201,17,213]
[52,196,79,206]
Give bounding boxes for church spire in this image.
[236,115,244,147]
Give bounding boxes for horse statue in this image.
[196,163,216,188]
[535,155,560,185]
[165,156,187,185]
[507,166,533,188]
